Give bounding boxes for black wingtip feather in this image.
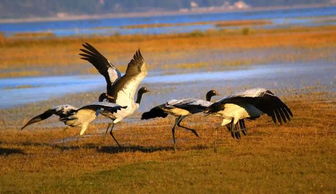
[278,108,287,123]
[141,107,168,120]
[133,49,143,62]
[274,109,283,124]
[281,107,291,121]
[21,109,55,130]
[270,111,277,124]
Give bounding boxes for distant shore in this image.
[0,3,334,24]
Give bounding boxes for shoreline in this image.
[0,3,334,24]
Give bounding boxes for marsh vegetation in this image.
[0,20,335,193]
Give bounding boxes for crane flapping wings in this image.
[79,42,122,92]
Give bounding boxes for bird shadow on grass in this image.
[97,145,174,154]
[0,147,25,156]
[48,143,173,153]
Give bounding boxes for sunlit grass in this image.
[215,19,271,27]
[1,25,336,78]
[0,92,335,193]
[121,19,271,29]
[11,32,55,39]
[0,70,42,78]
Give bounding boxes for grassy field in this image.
[1,25,336,77]
[0,92,335,193]
[1,23,336,193]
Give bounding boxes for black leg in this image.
[225,124,231,132]
[226,119,234,132]
[100,123,111,147]
[108,123,121,147]
[234,122,241,139]
[230,121,241,139]
[177,116,200,137]
[230,121,235,138]
[239,120,247,136]
[105,123,111,137]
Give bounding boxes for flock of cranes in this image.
[22,43,293,150]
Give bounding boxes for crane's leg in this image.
[239,120,247,136]
[98,123,112,147]
[230,120,241,139]
[108,122,121,147]
[177,116,199,137]
[171,116,180,152]
[104,123,112,141]
[222,118,232,132]
[227,120,246,137]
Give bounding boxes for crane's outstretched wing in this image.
[78,102,127,114]
[215,88,293,124]
[166,98,213,114]
[79,43,121,92]
[109,49,148,105]
[21,105,77,130]
[21,109,56,130]
[141,105,169,120]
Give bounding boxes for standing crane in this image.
[141,90,218,151]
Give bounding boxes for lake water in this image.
[1,6,336,37]
[1,62,335,109]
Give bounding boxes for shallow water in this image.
[1,62,335,109]
[1,6,336,37]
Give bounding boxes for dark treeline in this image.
[0,0,331,19]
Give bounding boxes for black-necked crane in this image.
[141,90,218,151]
[21,102,127,136]
[205,88,293,138]
[79,43,148,146]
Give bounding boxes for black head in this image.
[206,89,218,101]
[138,87,150,94]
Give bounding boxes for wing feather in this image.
[166,98,212,114]
[79,102,126,114]
[79,43,121,91]
[141,105,168,120]
[109,49,147,105]
[213,89,293,124]
[21,109,56,129]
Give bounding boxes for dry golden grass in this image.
[1,25,336,78]
[121,19,271,29]
[215,19,271,27]
[11,32,55,39]
[0,92,335,193]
